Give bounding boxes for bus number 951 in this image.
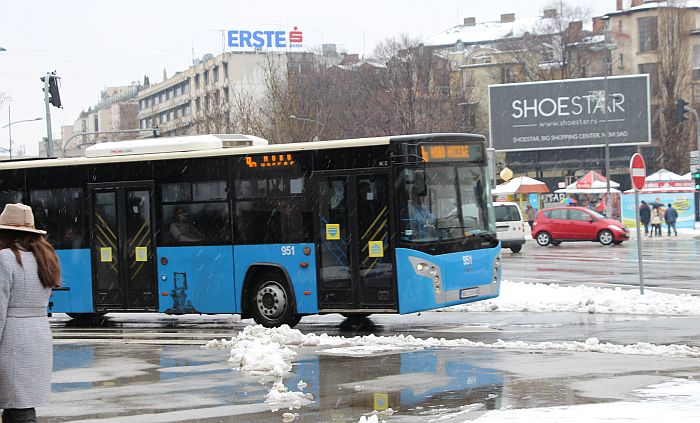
[281,246,296,256]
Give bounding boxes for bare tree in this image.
[369,35,464,135]
[658,0,694,172]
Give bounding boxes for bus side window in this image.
[29,188,85,249]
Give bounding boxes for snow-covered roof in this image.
[426,16,547,47]
[605,1,700,18]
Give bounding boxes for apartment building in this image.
[426,1,700,187]
[137,51,296,138]
[60,85,141,157]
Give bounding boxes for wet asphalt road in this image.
[38,237,700,422]
[501,236,700,294]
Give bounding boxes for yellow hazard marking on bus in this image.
[100,247,113,262]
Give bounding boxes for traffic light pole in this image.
[43,72,53,157]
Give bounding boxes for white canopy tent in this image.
[492,176,549,195]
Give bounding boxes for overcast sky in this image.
[1,0,614,155]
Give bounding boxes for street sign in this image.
[630,153,646,191]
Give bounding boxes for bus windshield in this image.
[399,165,494,243]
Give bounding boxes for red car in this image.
[532,206,629,246]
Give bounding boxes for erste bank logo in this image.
[228,27,303,49]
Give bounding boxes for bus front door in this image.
[90,184,157,311]
[316,173,395,312]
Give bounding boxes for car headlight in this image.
[608,224,623,232]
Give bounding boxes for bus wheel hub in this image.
[256,282,287,319]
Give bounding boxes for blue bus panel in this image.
[395,245,501,314]
[50,249,93,314]
[157,246,235,314]
[233,244,318,315]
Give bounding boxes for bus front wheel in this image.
[251,272,300,328]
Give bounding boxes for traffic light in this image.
[693,170,700,191]
[40,73,62,108]
[675,98,689,123]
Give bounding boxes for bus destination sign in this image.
[245,153,296,169]
[420,144,483,163]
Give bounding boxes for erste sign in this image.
[228,27,303,49]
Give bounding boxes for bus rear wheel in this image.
[251,272,300,328]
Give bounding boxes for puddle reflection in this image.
[49,344,503,422]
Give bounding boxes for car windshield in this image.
[399,165,494,243]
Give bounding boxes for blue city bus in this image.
[0,133,501,327]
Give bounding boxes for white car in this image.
[493,202,526,253]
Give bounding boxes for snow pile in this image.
[265,381,313,412]
[205,325,314,411]
[446,280,700,315]
[474,378,700,422]
[207,325,700,367]
[357,415,385,423]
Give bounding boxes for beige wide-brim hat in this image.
[0,203,47,235]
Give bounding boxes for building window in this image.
[204,70,209,86]
[500,66,513,84]
[213,66,219,82]
[160,92,166,103]
[638,16,658,53]
[195,74,200,89]
[693,45,700,80]
[638,63,658,97]
[223,62,228,77]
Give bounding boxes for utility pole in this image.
[43,72,53,157]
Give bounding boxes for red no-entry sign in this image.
[630,153,646,191]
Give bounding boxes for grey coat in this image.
[0,248,53,409]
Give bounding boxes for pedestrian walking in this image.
[639,200,650,236]
[525,205,536,230]
[664,203,678,236]
[0,203,62,423]
[649,206,662,237]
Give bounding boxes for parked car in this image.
[493,202,526,253]
[531,206,629,246]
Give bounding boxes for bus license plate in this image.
[459,288,479,299]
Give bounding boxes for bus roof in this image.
[0,133,484,171]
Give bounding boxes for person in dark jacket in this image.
[639,201,651,236]
[0,203,62,423]
[664,203,678,236]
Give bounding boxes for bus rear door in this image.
[89,183,157,311]
[315,172,396,312]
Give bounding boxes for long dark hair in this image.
[0,230,61,289]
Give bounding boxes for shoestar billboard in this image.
[488,74,650,151]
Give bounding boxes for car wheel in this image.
[510,244,522,253]
[551,241,562,246]
[612,240,623,245]
[251,271,299,328]
[598,230,614,246]
[536,231,551,246]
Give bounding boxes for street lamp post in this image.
[289,115,324,141]
[1,105,43,159]
[591,42,618,218]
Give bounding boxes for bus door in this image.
[89,183,157,311]
[315,171,396,311]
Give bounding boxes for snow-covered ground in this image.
[207,280,700,421]
[445,279,700,315]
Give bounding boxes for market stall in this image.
[554,171,621,218]
[492,176,549,211]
